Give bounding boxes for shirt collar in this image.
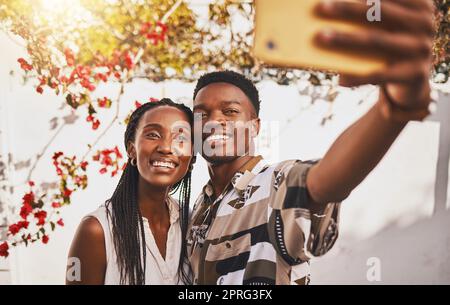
[202,155,266,200]
[142,196,180,225]
[166,196,180,225]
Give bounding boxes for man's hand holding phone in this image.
[314,0,435,121]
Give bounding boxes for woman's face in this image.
[129,106,192,189]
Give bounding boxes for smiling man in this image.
[187,0,435,285]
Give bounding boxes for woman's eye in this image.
[194,111,208,119]
[146,132,160,139]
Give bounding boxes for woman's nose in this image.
[156,137,173,154]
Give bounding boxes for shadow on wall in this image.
[311,91,450,285]
[310,208,450,284]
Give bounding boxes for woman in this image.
[66,99,194,285]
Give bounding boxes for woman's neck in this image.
[137,177,170,224]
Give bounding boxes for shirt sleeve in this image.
[267,160,341,266]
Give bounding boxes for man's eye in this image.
[224,109,239,115]
[176,134,189,142]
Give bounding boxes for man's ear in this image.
[188,155,197,172]
[250,118,261,138]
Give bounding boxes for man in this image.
[188,0,435,285]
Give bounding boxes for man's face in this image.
[193,82,260,164]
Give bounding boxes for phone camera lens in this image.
[266,40,276,50]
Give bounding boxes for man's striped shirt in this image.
[187,156,340,285]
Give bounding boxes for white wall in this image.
[1,32,449,284]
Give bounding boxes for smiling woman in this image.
[66,99,195,285]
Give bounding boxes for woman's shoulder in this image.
[80,202,112,236]
[77,216,104,239]
[84,201,111,220]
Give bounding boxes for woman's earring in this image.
[130,158,137,166]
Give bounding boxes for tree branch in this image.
[26,122,67,182]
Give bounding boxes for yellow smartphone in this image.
[253,0,387,76]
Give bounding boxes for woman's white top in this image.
[85,197,183,285]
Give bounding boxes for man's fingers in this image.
[339,61,430,87]
[386,0,434,12]
[315,29,433,59]
[315,0,435,37]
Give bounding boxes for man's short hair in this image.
[193,70,261,116]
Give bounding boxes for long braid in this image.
[106,99,193,285]
[171,170,193,284]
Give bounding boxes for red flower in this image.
[20,203,33,219]
[57,219,64,227]
[140,21,152,34]
[10,219,31,235]
[156,21,168,33]
[28,181,35,187]
[22,191,35,206]
[87,115,100,130]
[146,32,163,45]
[17,58,33,71]
[80,161,88,171]
[52,202,62,208]
[0,242,9,257]
[97,97,109,108]
[149,97,159,103]
[36,86,44,94]
[53,152,64,160]
[63,188,72,198]
[8,224,20,235]
[34,210,47,226]
[92,119,100,130]
[19,221,30,229]
[99,167,107,174]
[135,101,142,108]
[124,52,134,70]
[95,73,108,82]
[42,235,49,244]
[80,79,96,91]
[114,146,123,159]
[102,155,112,166]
